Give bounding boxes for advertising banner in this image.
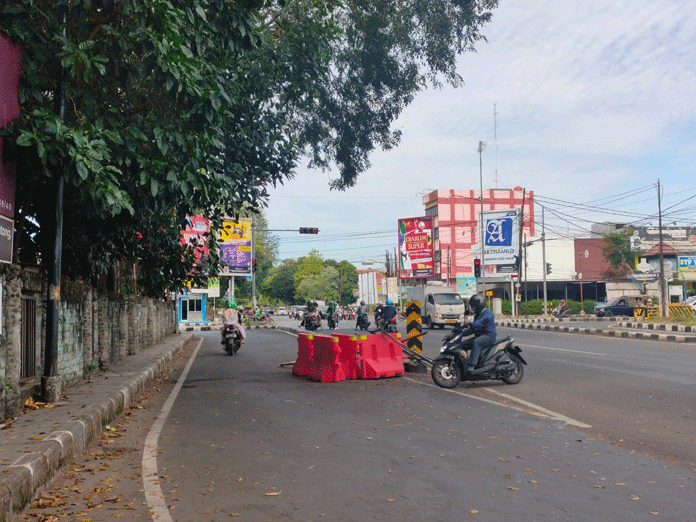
[678,256,696,281]
[456,276,477,297]
[398,216,434,279]
[481,209,519,270]
[630,227,696,255]
[180,215,209,269]
[219,218,252,275]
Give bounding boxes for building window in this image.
[425,206,438,217]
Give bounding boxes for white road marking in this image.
[142,338,203,522]
[518,343,605,356]
[405,377,592,429]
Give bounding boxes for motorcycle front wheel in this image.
[431,359,461,388]
[501,355,524,384]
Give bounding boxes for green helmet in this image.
[386,299,393,305]
[227,301,237,309]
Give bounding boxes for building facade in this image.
[422,187,534,282]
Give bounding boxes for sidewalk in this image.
[499,315,696,343]
[0,332,193,522]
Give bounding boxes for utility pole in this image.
[43,0,69,403]
[516,189,526,316]
[657,179,666,317]
[478,141,487,294]
[541,206,548,315]
[493,104,499,188]
[251,215,257,308]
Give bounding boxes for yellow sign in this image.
[219,219,251,241]
[485,290,493,297]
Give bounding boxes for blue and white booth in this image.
[178,293,207,324]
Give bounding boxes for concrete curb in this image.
[0,333,193,521]
[499,319,696,343]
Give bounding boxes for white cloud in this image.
[266,0,696,263]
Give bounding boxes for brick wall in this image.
[0,265,178,418]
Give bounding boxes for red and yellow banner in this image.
[398,216,433,279]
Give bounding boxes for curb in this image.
[0,333,193,522]
[499,320,696,343]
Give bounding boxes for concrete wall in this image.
[0,265,178,419]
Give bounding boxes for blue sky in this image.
[264,0,696,268]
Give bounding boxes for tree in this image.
[2,0,499,296]
[601,229,635,279]
[296,265,339,302]
[262,259,299,304]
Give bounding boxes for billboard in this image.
[481,209,520,272]
[180,215,209,270]
[398,216,434,279]
[678,256,696,281]
[219,218,252,275]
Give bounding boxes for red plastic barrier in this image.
[331,334,361,380]
[359,334,405,379]
[292,333,315,377]
[308,335,347,383]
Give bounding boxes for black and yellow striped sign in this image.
[406,301,423,353]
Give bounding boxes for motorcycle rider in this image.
[220,301,246,345]
[376,299,398,330]
[355,300,368,329]
[461,293,496,373]
[558,299,569,316]
[327,300,338,329]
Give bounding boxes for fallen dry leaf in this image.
[507,487,519,491]
[265,490,282,496]
[469,510,479,514]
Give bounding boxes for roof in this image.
[642,243,682,256]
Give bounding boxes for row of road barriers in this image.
[293,332,406,382]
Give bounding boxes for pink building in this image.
[422,188,535,281]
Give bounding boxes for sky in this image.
[263,0,696,269]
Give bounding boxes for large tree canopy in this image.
[1,0,498,296]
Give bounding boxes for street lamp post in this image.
[478,141,487,294]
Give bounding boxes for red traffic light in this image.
[473,258,481,277]
[299,227,319,234]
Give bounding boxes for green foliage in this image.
[601,229,635,279]
[507,298,597,316]
[2,0,498,295]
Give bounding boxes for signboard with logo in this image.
[219,218,252,275]
[398,216,434,279]
[455,276,477,297]
[0,215,13,264]
[678,256,696,281]
[630,226,696,255]
[481,209,519,271]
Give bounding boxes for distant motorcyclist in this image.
[355,300,368,329]
[460,294,496,373]
[375,299,397,331]
[220,301,246,345]
[327,300,338,330]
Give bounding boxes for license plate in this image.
[446,320,456,324]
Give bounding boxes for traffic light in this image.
[473,258,481,277]
[252,259,257,272]
[546,263,552,275]
[299,227,319,234]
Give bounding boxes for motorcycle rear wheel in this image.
[501,354,524,384]
[431,359,461,388]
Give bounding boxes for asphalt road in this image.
[21,326,695,522]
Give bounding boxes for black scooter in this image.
[222,325,242,356]
[431,325,526,388]
[356,314,370,330]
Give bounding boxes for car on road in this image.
[276,307,288,316]
[263,306,274,315]
[594,295,644,317]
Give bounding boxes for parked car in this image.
[685,295,696,312]
[276,307,288,316]
[263,306,274,315]
[594,295,645,317]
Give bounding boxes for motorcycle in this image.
[431,326,526,388]
[222,325,242,356]
[356,314,370,331]
[301,313,321,331]
[327,312,339,330]
[373,305,398,333]
[552,305,570,318]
